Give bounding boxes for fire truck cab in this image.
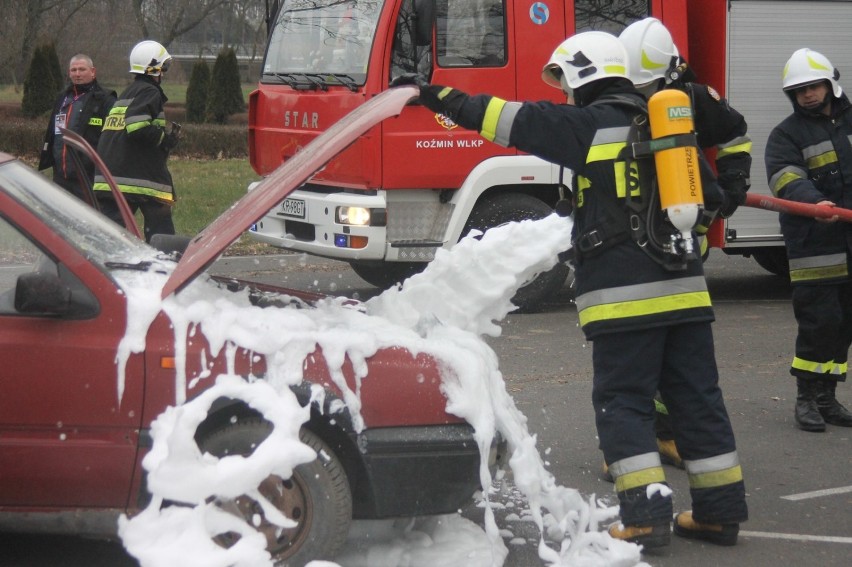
[247,0,852,307]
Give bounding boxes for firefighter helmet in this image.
[542,31,629,93]
[618,17,679,87]
[782,48,842,98]
[129,40,172,77]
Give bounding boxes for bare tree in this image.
[0,0,270,86]
[131,0,232,46]
[1,0,94,86]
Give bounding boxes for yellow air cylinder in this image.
[647,89,703,246]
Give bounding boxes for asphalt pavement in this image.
[211,250,851,567]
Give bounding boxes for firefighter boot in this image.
[656,438,684,469]
[601,461,613,482]
[608,521,671,549]
[795,378,826,432]
[815,379,852,427]
[673,511,739,546]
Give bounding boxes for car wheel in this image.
[751,248,789,276]
[464,192,569,312]
[198,419,352,566]
[349,260,426,288]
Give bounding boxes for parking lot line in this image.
[780,485,852,501]
[740,531,852,544]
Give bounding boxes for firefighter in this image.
[765,48,852,432]
[94,40,181,242]
[608,16,753,476]
[397,30,748,548]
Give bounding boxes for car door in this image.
[0,212,145,509]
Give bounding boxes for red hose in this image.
[743,193,852,223]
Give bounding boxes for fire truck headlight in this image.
[336,206,371,226]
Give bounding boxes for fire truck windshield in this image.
[263,0,382,87]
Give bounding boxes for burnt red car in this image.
[0,88,502,565]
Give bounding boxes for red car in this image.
[0,87,503,565]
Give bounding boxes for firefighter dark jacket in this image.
[765,93,852,284]
[93,75,175,203]
[420,79,725,339]
[677,82,751,222]
[38,80,116,179]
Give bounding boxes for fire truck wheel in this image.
[350,260,426,289]
[750,248,789,277]
[198,420,352,566]
[464,192,569,312]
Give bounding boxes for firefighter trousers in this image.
[791,281,852,383]
[592,321,748,526]
[97,193,176,244]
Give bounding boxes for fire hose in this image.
[743,192,852,223]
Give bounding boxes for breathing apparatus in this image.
[626,88,703,267]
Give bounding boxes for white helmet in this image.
[129,40,172,76]
[618,17,679,87]
[782,48,842,97]
[542,31,629,93]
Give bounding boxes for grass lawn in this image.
[37,158,273,256]
[168,158,270,256]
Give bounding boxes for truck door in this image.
[384,0,528,190]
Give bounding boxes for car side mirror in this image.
[15,272,73,315]
[14,269,99,318]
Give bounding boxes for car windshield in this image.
[0,161,153,268]
[263,0,383,87]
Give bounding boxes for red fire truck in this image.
[248,0,852,309]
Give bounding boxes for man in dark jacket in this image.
[38,54,116,201]
[765,48,852,432]
[405,30,748,549]
[94,40,180,242]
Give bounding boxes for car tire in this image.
[198,419,352,567]
[464,192,569,313]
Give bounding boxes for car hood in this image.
[162,86,418,297]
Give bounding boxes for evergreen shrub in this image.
[186,61,211,124]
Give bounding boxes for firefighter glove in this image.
[389,73,429,88]
[718,189,743,218]
[717,171,749,218]
[390,74,469,120]
[160,129,180,153]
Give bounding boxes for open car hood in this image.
[162,86,418,298]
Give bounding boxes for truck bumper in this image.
[248,186,451,263]
[249,187,389,260]
[353,423,506,518]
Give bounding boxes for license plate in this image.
[280,198,305,218]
